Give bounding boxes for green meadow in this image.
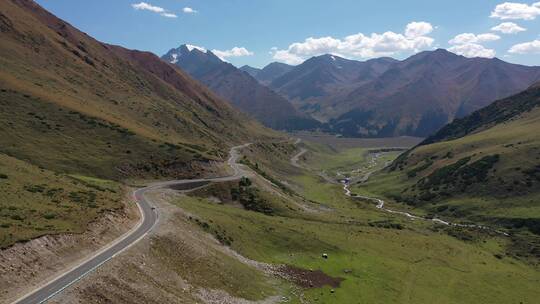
[172,140,540,303]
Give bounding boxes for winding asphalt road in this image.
[12,144,250,304]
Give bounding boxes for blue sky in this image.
[36,0,540,68]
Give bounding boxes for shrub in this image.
[457,154,499,182]
[24,184,46,193]
[421,156,471,189]
[523,165,540,181]
[436,205,449,212]
[69,191,84,203]
[239,177,252,187]
[369,220,404,230]
[0,173,7,179]
[69,191,96,204]
[45,188,63,197]
[240,158,292,194]
[445,227,478,242]
[407,159,433,178]
[10,214,24,221]
[43,213,56,219]
[230,179,274,215]
[230,187,240,200]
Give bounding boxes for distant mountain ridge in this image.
[161,47,540,138]
[272,54,397,99]
[267,50,540,138]
[163,45,320,130]
[239,65,261,78]
[241,62,295,86]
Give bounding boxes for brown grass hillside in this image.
[0,0,277,179]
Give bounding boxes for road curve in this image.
[290,148,307,168]
[12,144,250,304]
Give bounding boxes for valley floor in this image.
[4,136,540,304]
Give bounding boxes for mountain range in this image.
[242,50,540,137]
[162,45,319,130]
[326,50,540,137]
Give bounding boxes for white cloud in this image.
[183,44,253,61]
[448,33,500,45]
[272,50,305,65]
[405,21,434,38]
[183,7,197,14]
[271,21,435,64]
[447,33,499,58]
[491,22,527,33]
[132,2,164,13]
[132,2,177,18]
[160,12,178,18]
[490,2,540,20]
[448,43,497,58]
[508,39,540,53]
[212,47,254,61]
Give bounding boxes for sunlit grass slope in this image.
[0,153,123,248]
[0,0,276,180]
[356,83,540,260]
[174,140,540,304]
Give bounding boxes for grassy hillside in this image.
[0,0,277,247]
[355,83,540,259]
[0,0,275,179]
[0,153,123,248]
[422,81,540,145]
[166,139,540,303]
